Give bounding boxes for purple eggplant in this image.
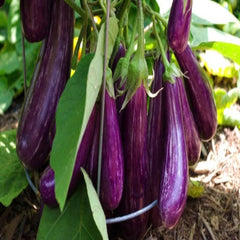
[0,0,5,8]
[117,83,149,240]
[175,45,217,141]
[39,105,97,207]
[158,79,188,230]
[100,90,124,211]
[176,77,201,165]
[147,57,164,227]
[20,0,52,42]
[17,0,74,170]
[167,0,192,53]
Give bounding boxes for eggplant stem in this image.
[97,0,111,196]
[64,0,85,18]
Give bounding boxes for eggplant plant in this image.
[1,0,240,239]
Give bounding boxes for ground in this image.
[0,96,239,240]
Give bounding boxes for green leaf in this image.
[81,169,108,240]
[0,129,28,206]
[188,179,204,198]
[50,54,93,211]
[222,107,240,128]
[222,87,239,108]
[191,0,239,25]
[0,50,20,75]
[37,176,105,240]
[0,76,13,114]
[190,25,240,49]
[52,17,119,211]
[193,41,240,66]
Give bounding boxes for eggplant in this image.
[17,0,74,170]
[20,0,52,42]
[117,83,149,240]
[175,45,217,141]
[147,57,164,227]
[40,105,97,207]
[158,79,188,230]
[0,0,4,8]
[176,77,201,165]
[167,0,192,53]
[100,90,124,211]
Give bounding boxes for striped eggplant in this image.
[158,79,188,229]
[100,90,124,211]
[117,83,150,240]
[176,77,201,165]
[175,45,217,141]
[17,0,74,170]
[147,56,164,227]
[167,0,193,53]
[20,0,52,42]
[39,105,97,207]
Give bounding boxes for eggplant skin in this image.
[147,57,164,227]
[175,45,217,141]
[16,0,74,170]
[167,0,192,53]
[20,0,52,42]
[100,90,124,211]
[40,105,97,207]
[158,80,188,230]
[0,0,5,8]
[176,77,201,165]
[117,84,150,240]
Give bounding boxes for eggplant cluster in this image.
[16,0,217,239]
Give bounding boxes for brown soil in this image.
[0,96,239,240]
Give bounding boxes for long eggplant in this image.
[175,45,217,141]
[176,77,201,165]
[100,90,124,211]
[117,83,149,240]
[16,0,74,170]
[20,0,52,42]
[158,79,188,229]
[147,56,164,227]
[39,105,97,207]
[167,0,192,53]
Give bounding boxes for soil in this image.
[0,95,239,240]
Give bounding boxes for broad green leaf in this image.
[0,76,13,114]
[0,11,8,28]
[37,178,103,240]
[0,50,20,74]
[81,169,108,240]
[50,54,93,211]
[0,129,28,206]
[191,0,239,25]
[193,41,240,66]
[146,0,159,13]
[222,107,240,128]
[190,25,240,49]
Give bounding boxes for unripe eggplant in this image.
[39,105,97,207]
[100,90,124,211]
[20,0,52,42]
[158,79,188,230]
[147,57,164,227]
[0,0,5,8]
[167,0,192,53]
[117,83,150,240]
[17,0,74,170]
[176,77,201,165]
[175,45,217,141]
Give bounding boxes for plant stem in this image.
[116,0,131,23]
[21,30,27,95]
[97,0,111,196]
[64,0,85,18]
[137,0,145,59]
[152,16,169,68]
